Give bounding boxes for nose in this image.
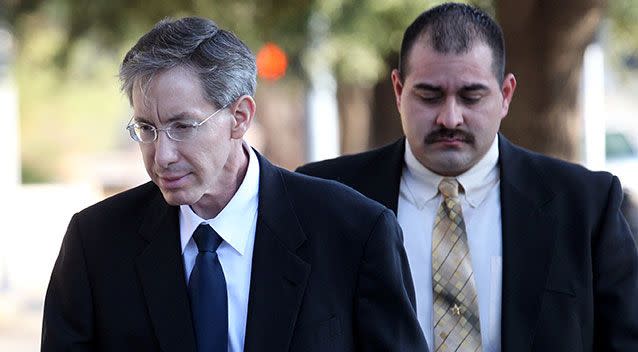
[435,97,464,128]
[153,131,179,168]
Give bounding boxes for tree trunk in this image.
[337,83,373,154]
[370,53,403,149]
[496,0,606,161]
[338,53,404,152]
[254,79,306,170]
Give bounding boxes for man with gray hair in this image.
[299,2,638,351]
[42,17,427,351]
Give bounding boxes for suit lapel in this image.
[135,190,196,352]
[352,138,405,214]
[498,135,558,352]
[244,153,311,352]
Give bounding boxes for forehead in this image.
[131,66,210,115]
[404,41,497,88]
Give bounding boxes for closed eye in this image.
[136,123,155,131]
[413,84,443,104]
[460,94,482,104]
[420,95,443,104]
[170,121,198,130]
[415,90,443,104]
[459,84,488,104]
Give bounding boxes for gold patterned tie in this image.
[432,178,482,351]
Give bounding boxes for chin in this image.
[430,155,473,176]
[159,189,196,206]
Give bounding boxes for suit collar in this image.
[136,189,197,352]
[498,134,558,352]
[253,150,306,250]
[243,151,311,352]
[498,134,555,209]
[135,154,313,352]
[354,138,405,214]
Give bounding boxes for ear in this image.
[499,73,517,119]
[229,95,256,139]
[391,69,404,112]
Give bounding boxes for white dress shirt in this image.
[179,145,260,352]
[399,137,503,352]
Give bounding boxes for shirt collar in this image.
[179,143,260,255]
[402,136,500,208]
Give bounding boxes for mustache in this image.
[424,128,475,145]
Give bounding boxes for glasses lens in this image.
[167,122,198,141]
[127,125,141,142]
[131,124,156,143]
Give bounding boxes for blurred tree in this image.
[6,0,638,179]
[6,0,313,74]
[497,0,607,161]
[306,0,443,153]
[6,0,315,181]
[607,0,638,76]
[302,0,620,162]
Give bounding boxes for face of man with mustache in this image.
[391,41,516,176]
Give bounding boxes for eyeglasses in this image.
[126,105,228,143]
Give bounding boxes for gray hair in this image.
[119,17,257,108]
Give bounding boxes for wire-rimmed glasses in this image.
[126,104,228,143]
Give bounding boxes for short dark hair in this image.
[120,17,256,108]
[398,2,505,83]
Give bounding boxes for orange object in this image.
[256,43,288,80]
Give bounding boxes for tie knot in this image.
[438,178,460,198]
[192,224,223,253]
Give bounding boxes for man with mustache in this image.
[298,3,638,351]
[41,17,427,351]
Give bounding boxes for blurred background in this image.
[1,0,637,349]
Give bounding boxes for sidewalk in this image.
[0,292,42,351]
[0,184,103,351]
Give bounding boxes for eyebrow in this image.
[459,83,489,92]
[413,83,489,92]
[413,83,442,92]
[132,112,195,124]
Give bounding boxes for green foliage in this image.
[607,0,638,78]
[8,0,314,182]
[15,11,129,182]
[8,0,313,70]
[609,0,638,44]
[6,0,637,182]
[306,0,498,84]
[312,0,443,84]
[8,0,488,82]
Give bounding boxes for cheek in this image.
[139,147,155,169]
[187,148,218,174]
[402,102,429,126]
[406,111,433,134]
[465,103,496,125]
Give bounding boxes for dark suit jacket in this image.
[42,153,427,351]
[297,134,638,352]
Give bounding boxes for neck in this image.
[191,141,250,219]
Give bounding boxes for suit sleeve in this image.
[42,214,94,351]
[593,176,638,351]
[355,209,429,351]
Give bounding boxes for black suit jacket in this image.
[297,135,638,352]
[42,152,427,351]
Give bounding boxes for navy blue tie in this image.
[188,224,228,352]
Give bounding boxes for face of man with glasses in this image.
[128,65,251,212]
